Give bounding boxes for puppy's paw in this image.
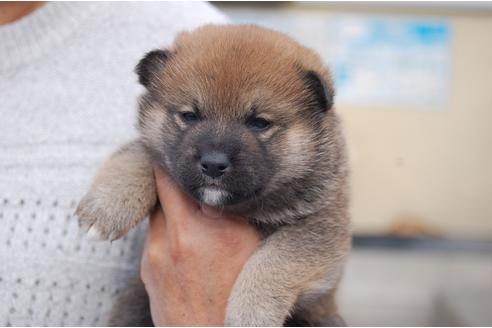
[224,314,280,327]
[225,303,284,327]
[75,188,152,241]
[86,225,106,240]
[315,313,347,327]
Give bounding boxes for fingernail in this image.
[200,203,224,219]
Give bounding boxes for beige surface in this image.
[215,3,492,239]
[341,14,492,239]
[338,248,492,326]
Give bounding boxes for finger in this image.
[147,204,167,242]
[153,167,243,232]
[141,205,167,275]
[200,203,225,219]
[154,167,199,221]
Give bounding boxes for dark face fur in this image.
[166,113,275,207]
[136,25,346,223]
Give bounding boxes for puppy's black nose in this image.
[200,152,230,178]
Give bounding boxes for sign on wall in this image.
[223,8,451,108]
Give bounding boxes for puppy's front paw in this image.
[225,309,282,327]
[225,295,287,327]
[75,188,152,241]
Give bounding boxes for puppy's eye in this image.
[246,117,271,131]
[180,112,199,123]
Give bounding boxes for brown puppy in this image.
[76,24,351,326]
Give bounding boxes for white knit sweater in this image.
[0,2,226,325]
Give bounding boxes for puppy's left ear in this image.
[135,49,171,89]
[302,70,334,112]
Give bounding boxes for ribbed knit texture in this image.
[0,2,226,326]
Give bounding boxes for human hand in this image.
[140,168,260,326]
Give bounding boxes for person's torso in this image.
[0,2,226,325]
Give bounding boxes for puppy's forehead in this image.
[185,49,304,118]
[195,82,282,120]
[162,25,332,119]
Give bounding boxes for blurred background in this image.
[213,2,492,326]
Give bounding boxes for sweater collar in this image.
[0,2,106,71]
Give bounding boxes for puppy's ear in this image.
[302,70,334,112]
[135,49,171,88]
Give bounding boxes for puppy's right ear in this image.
[135,49,171,88]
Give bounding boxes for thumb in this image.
[154,168,233,223]
[153,167,199,221]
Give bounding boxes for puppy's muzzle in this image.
[199,151,231,178]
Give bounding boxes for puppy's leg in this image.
[315,314,346,327]
[290,289,346,326]
[284,310,345,327]
[76,140,156,240]
[109,278,152,326]
[225,215,350,326]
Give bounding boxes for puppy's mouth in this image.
[196,185,264,208]
[199,187,230,206]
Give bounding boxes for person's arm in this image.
[0,2,44,25]
[140,168,260,326]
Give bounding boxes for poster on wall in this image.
[328,16,451,108]
[223,8,451,108]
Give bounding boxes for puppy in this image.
[76,24,351,326]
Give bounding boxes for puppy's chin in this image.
[199,187,230,206]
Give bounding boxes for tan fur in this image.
[76,141,156,240]
[76,25,350,326]
[147,25,332,122]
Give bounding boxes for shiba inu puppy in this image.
[76,24,350,326]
